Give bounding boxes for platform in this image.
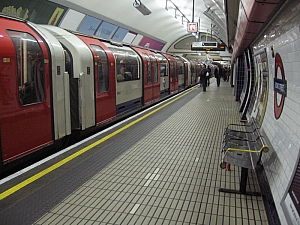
[0,80,269,225]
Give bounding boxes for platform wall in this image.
[251,1,300,224]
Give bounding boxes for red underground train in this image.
[0,14,200,174]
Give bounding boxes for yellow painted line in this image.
[0,89,195,200]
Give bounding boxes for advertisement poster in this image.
[251,50,268,126]
[0,0,67,24]
[48,7,64,26]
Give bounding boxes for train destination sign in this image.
[191,42,226,51]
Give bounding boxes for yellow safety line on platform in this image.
[0,89,195,200]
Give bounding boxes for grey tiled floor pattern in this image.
[34,84,268,225]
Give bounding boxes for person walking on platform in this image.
[200,64,209,92]
[214,66,220,87]
[207,65,211,86]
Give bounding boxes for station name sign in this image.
[191,42,226,51]
[274,78,287,97]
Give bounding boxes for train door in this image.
[141,52,152,104]
[41,25,95,130]
[31,23,71,140]
[0,18,53,163]
[142,52,160,104]
[77,35,116,125]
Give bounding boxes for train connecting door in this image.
[175,57,185,91]
[178,56,191,88]
[154,53,169,97]
[0,18,53,163]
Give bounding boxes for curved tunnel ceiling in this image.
[50,0,230,52]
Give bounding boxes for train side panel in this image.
[0,18,53,163]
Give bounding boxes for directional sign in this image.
[191,42,226,51]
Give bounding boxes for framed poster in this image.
[250,49,269,126]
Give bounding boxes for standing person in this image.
[214,66,220,87]
[207,65,211,86]
[225,66,230,82]
[221,65,226,81]
[199,64,209,92]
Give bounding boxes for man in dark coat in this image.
[215,66,220,87]
[199,65,209,92]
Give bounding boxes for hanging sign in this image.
[187,22,198,32]
[191,42,226,51]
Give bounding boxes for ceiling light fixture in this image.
[133,0,152,15]
[203,7,215,21]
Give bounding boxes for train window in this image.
[176,58,183,75]
[160,58,168,77]
[7,30,45,106]
[90,45,109,92]
[109,47,140,82]
[63,48,73,77]
[155,53,168,77]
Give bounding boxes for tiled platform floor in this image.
[35,82,268,225]
[1,81,269,225]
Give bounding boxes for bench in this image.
[219,117,269,196]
